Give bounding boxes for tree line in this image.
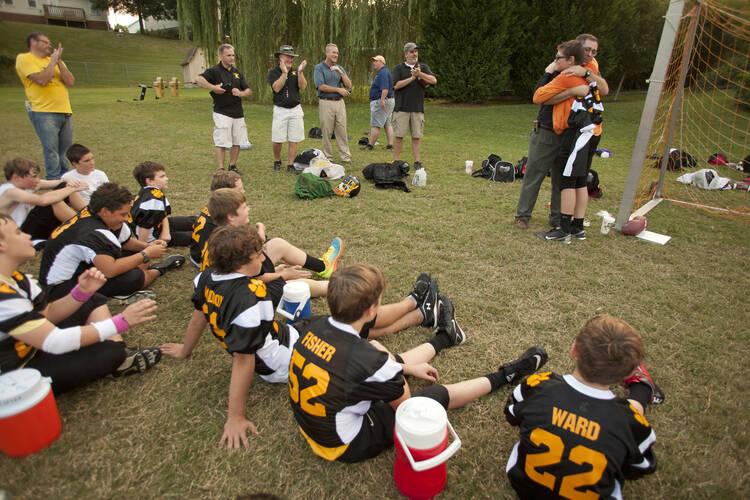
[177,0,668,104]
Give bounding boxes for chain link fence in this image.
[63,61,183,87]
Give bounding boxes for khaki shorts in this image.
[272,104,305,143]
[393,111,424,139]
[212,112,249,148]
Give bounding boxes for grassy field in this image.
[0,86,748,499]
[0,21,192,86]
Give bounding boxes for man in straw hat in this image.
[268,45,308,173]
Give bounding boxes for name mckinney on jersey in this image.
[299,331,336,363]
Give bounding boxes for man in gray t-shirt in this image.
[313,43,352,163]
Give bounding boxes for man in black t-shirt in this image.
[196,44,252,173]
[268,45,308,173]
[391,42,437,170]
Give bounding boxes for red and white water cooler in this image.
[0,368,61,458]
[393,396,462,500]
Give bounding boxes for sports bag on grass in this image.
[294,173,334,199]
[362,162,410,192]
[472,154,515,182]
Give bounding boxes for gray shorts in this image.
[370,97,395,128]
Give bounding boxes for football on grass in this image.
[622,216,648,236]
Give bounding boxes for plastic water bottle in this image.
[412,168,427,186]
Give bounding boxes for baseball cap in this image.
[370,55,386,64]
[404,42,418,52]
[275,45,299,57]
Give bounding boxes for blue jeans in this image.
[28,111,73,180]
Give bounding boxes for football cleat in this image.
[317,237,343,279]
[435,294,466,346]
[570,229,586,240]
[538,228,571,244]
[418,278,439,328]
[500,346,549,384]
[409,272,431,305]
[149,254,186,275]
[110,289,156,306]
[114,347,162,377]
[622,363,665,405]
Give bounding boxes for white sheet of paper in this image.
[635,230,671,245]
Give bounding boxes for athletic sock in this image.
[407,295,418,307]
[560,214,573,234]
[428,333,452,355]
[628,381,652,410]
[304,254,326,273]
[485,370,507,392]
[573,218,585,231]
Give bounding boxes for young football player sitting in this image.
[39,183,184,303]
[189,169,245,267]
[129,161,196,247]
[200,187,341,300]
[0,214,161,394]
[0,157,87,245]
[162,224,304,449]
[203,188,453,339]
[288,262,549,463]
[505,314,664,498]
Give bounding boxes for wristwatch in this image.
[584,69,591,78]
[140,251,150,263]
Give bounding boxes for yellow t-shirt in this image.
[15,52,72,114]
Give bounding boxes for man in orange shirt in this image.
[533,39,606,243]
[564,34,609,197]
[515,41,588,231]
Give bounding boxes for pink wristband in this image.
[111,313,130,334]
[70,284,94,302]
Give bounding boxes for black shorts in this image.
[557,128,591,179]
[47,268,145,300]
[336,385,450,463]
[20,182,69,240]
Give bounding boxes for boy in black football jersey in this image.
[288,263,548,463]
[129,161,195,247]
[505,315,665,499]
[200,187,341,300]
[204,188,446,338]
[0,214,161,393]
[189,169,244,267]
[40,183,184,302]
[162,224,303,449]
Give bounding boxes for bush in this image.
[421,0,514,103]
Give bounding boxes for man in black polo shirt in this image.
[196,44,252,173]
[392,42,437,171]
[268,45,308,173]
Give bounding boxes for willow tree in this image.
[178,0,427,103]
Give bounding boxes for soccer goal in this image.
[616,0,749,229]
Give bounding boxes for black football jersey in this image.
[191,269,290,375]
[505,372,656,499]
[40,207,132,287]
[289,316,405,460]
[0,271,47,370]
[190,206,216,267]
[128,186,171,242]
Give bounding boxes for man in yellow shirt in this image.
[15,33,75,180]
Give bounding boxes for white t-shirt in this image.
[0,182,33,226]
[61,169,109,203]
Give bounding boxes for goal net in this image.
[632,0,749,219]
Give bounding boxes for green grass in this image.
[0,87,749,499]
[0,20,192,86]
